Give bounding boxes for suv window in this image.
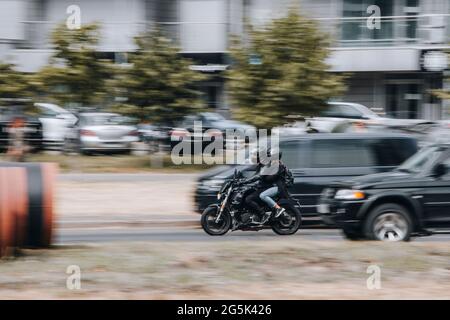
[37,106,59,118]
[311,139,374,168]
[181,116,197,128]
[338,105,364,119]
[321,104,363,119]
[397,146,444,174]
[280,141,308,169]
[321,105,342,117]
[440,152,450,174]
[370,138,418,166]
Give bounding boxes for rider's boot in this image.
[274,206,285,218]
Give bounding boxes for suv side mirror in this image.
[432,163,447,178]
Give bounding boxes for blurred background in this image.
[0,0,448,162]
[0,0,449,299]
[0,0,448,110]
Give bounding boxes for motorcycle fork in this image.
[215,197,228,224]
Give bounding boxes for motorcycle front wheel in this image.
[271,206,301,235]
[201,206,231,236]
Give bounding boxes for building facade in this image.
[0,0,449,119]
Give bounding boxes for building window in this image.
[342,0,394,43]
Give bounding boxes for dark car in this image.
[0,106,43,152]
[319,143,450,241]
[194,133,418,224]
[171,112,256,151]
[137,124,172,152]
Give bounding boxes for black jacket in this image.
[244,161,289,197]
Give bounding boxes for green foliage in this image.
[112,29,206,125]
[0,63,33,104]
[36,23,114,107]
[227,8,346,128]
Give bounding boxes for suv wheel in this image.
[364,203,413,242]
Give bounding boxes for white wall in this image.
[0,0,27,40]
[327,47,421,72]
[179,0,227,52]
[44,0,147,51]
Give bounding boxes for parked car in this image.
[272,120,310,137]
[137,124,171,152]
[422,120,450,146]
[306,102,383,133]
[306,102,435,133]
[194,133,418,224]
[171,112,256,152]
[318,143,450,241]
[34,103,78,150]
[64,112,139,154]
[0,105,43,152]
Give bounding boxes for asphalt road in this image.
[55,226,450,244]
[56,173,450,244]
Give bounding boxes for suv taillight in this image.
[80,129,96,137]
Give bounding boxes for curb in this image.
[56,219,201,230]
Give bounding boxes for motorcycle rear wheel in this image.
[271,206,301,235]
[201,206,231,236]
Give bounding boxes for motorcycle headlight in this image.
[335,189,365,200]
[217,193,221,200]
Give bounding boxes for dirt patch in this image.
[56,178,198,221]
[0,240,448,299]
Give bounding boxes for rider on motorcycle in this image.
[240,147,288,223]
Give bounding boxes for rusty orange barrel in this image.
[0,163,57,248]
[8,167,29,248]
[0,169,13,257]
[0,168,27,257]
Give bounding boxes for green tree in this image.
[113,29,206,125]
[0,63,33,104]
[227,8,345,128]
[37,23,113,107]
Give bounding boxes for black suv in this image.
[195,133,418,224]
[319,144,450,241]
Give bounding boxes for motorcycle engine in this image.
[240,212,252,224]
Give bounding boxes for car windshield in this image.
[85,115,127,125]
[202,113,225,122]
[397,146,444,174]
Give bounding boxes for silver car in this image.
[64,112,139,154]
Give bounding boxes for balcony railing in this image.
[18,14,450,52]
[315,14,450,47]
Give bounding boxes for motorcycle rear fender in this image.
[278,198,301,213]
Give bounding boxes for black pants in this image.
[245,188,265,216]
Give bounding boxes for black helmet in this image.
[258,146,281,164]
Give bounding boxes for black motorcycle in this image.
[201,169,302,236]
